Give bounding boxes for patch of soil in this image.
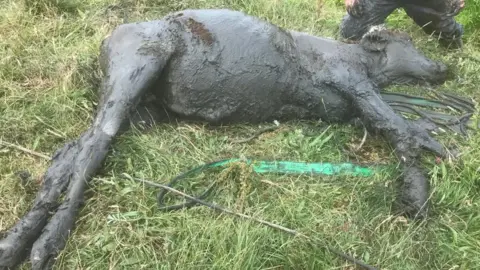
[186,18,214,46]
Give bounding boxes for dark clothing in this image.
[339,0,464,48]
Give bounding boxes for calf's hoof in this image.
[398,120,447,159]
[395,165,430,219]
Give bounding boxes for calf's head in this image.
[360,25,448,87]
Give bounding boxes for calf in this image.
[0,9,461,270]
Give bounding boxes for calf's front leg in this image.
[0,22,172,270]
[338,81,447,218]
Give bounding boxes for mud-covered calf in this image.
[0,8,458,270]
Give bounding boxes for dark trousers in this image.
[339,0,464,46]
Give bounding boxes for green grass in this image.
[1,0,479,269]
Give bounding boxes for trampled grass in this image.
[1,0,479,269]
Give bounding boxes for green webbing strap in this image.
[156,159,382,211]
[205,158,376,176]
[381,90,478,135]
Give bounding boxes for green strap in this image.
[209,158,376,177]
[380,90,477,136]
[155,158,381,212]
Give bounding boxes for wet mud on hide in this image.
[0,8,477,270]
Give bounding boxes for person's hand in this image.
[345,0,355,7]
[449,0,465,16]
[345,0,364,17]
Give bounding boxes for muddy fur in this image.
[0,8,458,270]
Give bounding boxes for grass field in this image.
[1,0,480,269]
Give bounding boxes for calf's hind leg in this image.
[338,80,447,218]
[0,22,173,270]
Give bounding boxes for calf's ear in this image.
[360,24,390,52]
